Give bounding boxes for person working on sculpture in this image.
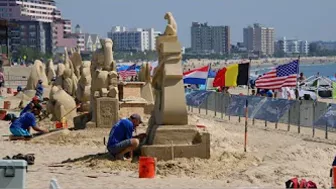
[20,96,41,116]
[35,79,44,100]
[107,114,146,160]
[10,104,49,137]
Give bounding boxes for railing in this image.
[3,68,29,89]
[186,89,336,139]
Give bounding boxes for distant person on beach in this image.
[9,104,48,137]
[0,70,4,96]
[35,79,44,100]
[107,114,146,161]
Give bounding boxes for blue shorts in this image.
[107,139,132,155]
[10,127,31,137]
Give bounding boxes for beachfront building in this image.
[107,26,161,52]
[190,22,231,54]
[243,23,275,56]
[275,37,309,56]
[84,33,101,52]
[8,20,53,58]
[0,0,79,55]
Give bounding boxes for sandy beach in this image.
[1,93,336,189]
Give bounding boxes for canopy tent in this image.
[300,75,333,98]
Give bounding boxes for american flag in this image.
[255,60,299,90]
[119,64,137,80]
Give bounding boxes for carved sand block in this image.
[26,60,49,90]
[141,12,210,161]
[96,97,119,128]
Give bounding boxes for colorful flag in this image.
[183,65,209,85]
[119,63,137,80]
[213,63,249,87]
[256,60,299,89]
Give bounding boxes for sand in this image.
[1,94,336,189]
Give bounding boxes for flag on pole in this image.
[256,60,299,90]
[333,82,336,99]
[213,63,250,87]
[183,65,209,85]
[119,63,137,80]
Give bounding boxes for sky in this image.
[57,0,336,47]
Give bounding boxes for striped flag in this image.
[119,63,137,80]
[256,60,299,90]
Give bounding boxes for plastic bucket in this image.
[0,110,7,120]
[3,101,11,109]
[139,156,156,178]
[55,122,63,129]
[7,88,12,94]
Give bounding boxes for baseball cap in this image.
[32,96,40,102]
[130,114,143,124]
[38,79,43,83]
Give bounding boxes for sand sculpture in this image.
[26,60,49,90]
[139,62,154,103]
[76,61,91,112]
[70,48,82,79]
[54,48,78,97]
[86,38,119,128]
[141,12,210,160]
[46,59,56,83]
[47,86,77,125]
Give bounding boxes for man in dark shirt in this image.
[10,104,48,137]
[107,114,145,160]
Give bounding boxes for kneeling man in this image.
[107,114,146,160]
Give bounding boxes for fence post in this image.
[214,93,217,117]
[312,102,315,138]
[275,122,278,129]
[205,96,208,115]
[325,122,328,139]
[287,108,291,131]
[252,118,255,125]
[220,94,224,119]
[265,120,267,128]
[298,100,301,134]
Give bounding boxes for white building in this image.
[107,26,161,52]
[276,37,309,55]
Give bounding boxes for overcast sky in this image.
[57,0,336,47]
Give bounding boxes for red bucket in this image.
[3,101,11,109]
[0,110,7,120]
[139,156,156,178]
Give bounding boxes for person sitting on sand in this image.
[10,104,48,137]
[20,96,41,116]
[107,114,146,160]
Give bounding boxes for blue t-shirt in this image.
[107,118,134,148]
[10,112,36,130]
[20,102,33,116]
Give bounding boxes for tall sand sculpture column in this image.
[142,12,210,160]
[86,38,119,128]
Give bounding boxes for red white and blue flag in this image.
[119,63,137,80]
[183,65,210,85]
[256,60,299,89]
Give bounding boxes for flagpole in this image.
[296,55,301,99]
[205,63,211,91]
[244,58,251,153]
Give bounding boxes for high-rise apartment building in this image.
[107,26,161,52]
[0,0,60,22]
[8,20,53,57]
[191,22,231,54]
[243,23,275,56]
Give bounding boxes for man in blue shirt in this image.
[10,104,48,137]
[107,114,145,160]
